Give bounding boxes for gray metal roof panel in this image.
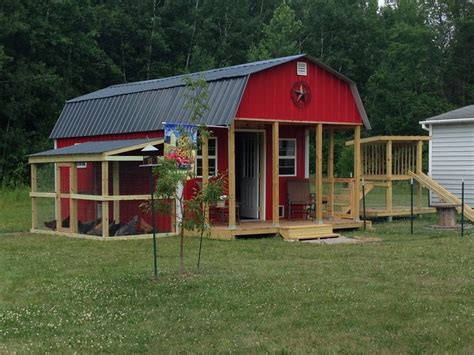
[68,54,305,103]
[50,76,247,138]
[30,138,158,157]
[425,105,474,121]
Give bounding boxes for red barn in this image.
[29,54,370,240]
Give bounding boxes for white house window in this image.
[196,137,217,177]
[279,138,296,176]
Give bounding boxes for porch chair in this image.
[287,178,315,220]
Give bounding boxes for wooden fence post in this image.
[31,164,38,230]
[353,126,361,221]
[101,161,109,238]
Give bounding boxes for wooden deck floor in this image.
[207,218,369,240]
[364,206,435,218]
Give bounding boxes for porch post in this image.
[202,134,209,225]
[327,128,335,219]
[70,163,78,234]
[353,126,361,221]
[315,123,323,223]
[101,161,109,238]
[272,122,280,227]
[112,161,120,223]
[386,140,393,215]
[416,140,423,210]
[31,164,38,230]
[228,123,236,229]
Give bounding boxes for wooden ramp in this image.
[408,171,474,222]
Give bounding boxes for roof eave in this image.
[419,117,474,125]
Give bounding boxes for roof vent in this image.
[297,62,307,76]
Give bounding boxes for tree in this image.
[366,2,450,135]
[248,2,303,61]
[152,77,224,276]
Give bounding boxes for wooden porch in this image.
[191,119,366,240]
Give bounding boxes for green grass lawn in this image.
[1,188,473,353]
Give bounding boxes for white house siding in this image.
[430,123,474,206]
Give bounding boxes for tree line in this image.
[0,0,473,185]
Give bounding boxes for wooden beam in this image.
[31,164,38,230]
[416,140,423,209]
[112,161,120,223]
[353,126,361,220]
[202,134,209,225]
[105,156,143,161]
[228,123,236,229]
[327,128,335,219]
[272,122,280,227]
[315,123,323,223]
[386,140,393,213]
[101,161,109,238]
[70,163,78,233]
[104,138,164,156]
[69,193,151,201]
[345,135,431,146]
[54,164,61,227]
[29,154,104,164]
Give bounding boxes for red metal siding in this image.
[236,59,362,125]
[57,130,171,232]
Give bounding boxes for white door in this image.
[240,133,260,219]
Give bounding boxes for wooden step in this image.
[279,223,337,240]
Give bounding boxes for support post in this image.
[101,161,109,238]
[228,123,236,229]
[202,134,209,225]
[315,123,323,223]
[416,140,423,210]
[386,140,393,215]
[112,161,120,223]
[327,128,335,219]
[353,126,361,221]
[70,163,78,233]
[272,122,280,227]
[31,164,38,230]
[55,163,62,228]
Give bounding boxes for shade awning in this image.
[28,138,164,163]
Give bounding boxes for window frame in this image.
[279,138,297,177]
[196,136,218,178]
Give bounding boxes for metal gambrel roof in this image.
[50,54,370,139]
[51,77,247,138]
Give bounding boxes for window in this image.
[279,138,296,176]
[196,137,217,177]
